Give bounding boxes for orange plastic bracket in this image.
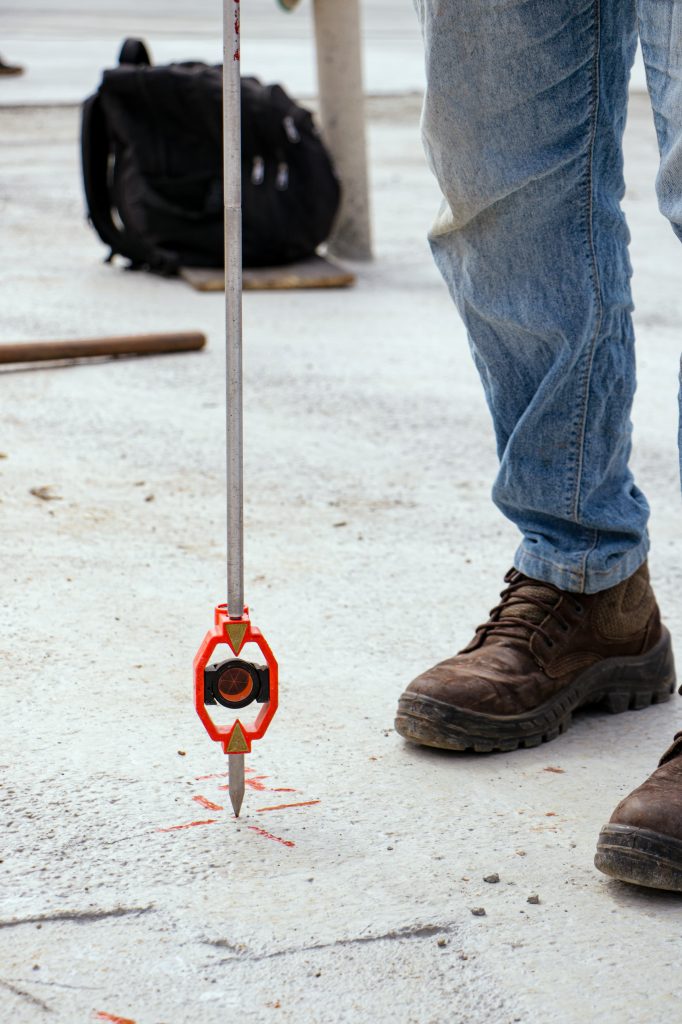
[194,605,278,754]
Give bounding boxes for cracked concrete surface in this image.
[2,10,682,1023]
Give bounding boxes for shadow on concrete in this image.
[601,877,682,911]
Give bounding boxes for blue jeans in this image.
[414,0,682,593]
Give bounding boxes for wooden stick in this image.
[0,331,206,364]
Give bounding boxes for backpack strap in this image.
[81,89,176,272]
[118,38,152,66]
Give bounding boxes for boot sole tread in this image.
[595,823,682,891]
[394,628,676,752]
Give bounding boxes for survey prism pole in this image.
[224,0,243,614]
[194,0,279,818]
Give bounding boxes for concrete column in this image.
[312,0,373,260]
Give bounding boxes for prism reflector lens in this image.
[217,665,254,704]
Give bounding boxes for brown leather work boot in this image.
[395,562,676,752]
[595,733,682,891]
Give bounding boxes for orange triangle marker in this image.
[225,621,247,654]
[226,721,249,753]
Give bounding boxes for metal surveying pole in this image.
[224,0,246,816]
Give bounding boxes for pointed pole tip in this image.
[229,752,246,818]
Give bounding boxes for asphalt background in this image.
[1,3,681,1023]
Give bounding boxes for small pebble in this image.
[437,938,448,948]
[527,894,540,905]
[483,873,500,884]
[470,907,486,917]
[177,750,186,756]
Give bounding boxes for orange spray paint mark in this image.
[217,775,296,793]
[217,777,298,795]
[242,774,270,790]
[193,795,224,811]
[248,825,295,848]
[256,800,320,813]
[157,819,217,833]
[244,774,270,791]
[94,1012,137,1024]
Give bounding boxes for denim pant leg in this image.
[635,1,682,487]
[415,0,649,593]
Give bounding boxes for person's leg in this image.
[594,0,682,892]
[395,0,677,753]
[633,1,682,487]
[416,0,645,594]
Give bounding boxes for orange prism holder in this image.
[194,605,278,754]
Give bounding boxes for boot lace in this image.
[474,570,583,648]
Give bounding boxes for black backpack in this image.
[81,39,341,275]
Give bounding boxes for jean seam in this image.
[516,548,585,577]
[566,0,603,583]
[518,539,648,575]
[516,536,648,586]
[578,526,601,590]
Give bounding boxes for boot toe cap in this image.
[609,776,682,842]
[403,650,544,716]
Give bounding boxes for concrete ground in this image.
[2,14,682,1024]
